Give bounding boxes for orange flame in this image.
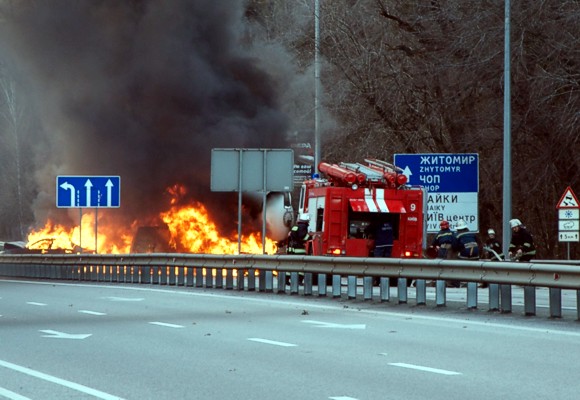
[26,186,277,255]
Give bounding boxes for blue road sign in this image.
[394,153,479,233]
[56,176,121,208]
[394,153,478,192]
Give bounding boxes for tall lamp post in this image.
[502,0,512,259]
[314,0,321,175]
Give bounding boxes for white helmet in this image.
[455,219,468,230]
[299,213,310,222]
[487,228,496,235]
[509,219,522,228]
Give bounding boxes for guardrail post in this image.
[225,269,234,290]
[500,285,512,313]
[290,272,299,294]
[436,280,446,307]
[195,267,203,287]
[236,269,244,290]
[467,282,478,309]
[264,271,273,292]
[276,272,286,293]
[205,269,214,288]
[489,284,500,311]
[247,269,256,291]
[363,277,373,300]
[398,278,407,304]
[332,275,341,298]
[318,274,327,296]
[141,266,151,284]
[549,288,562,318]
[216,269,224,289]
[415,279,426,305]
[524,286,536,316]
[177,267,185,286]
[303,273,313,296]
[347,276,356,299]
[577,290,580,321]
[380,277,390,302]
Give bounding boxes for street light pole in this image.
[314,0,321,175]
[502,0,512,260]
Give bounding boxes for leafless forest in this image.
[0,1,578,258]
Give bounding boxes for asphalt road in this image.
[1,278,580,400]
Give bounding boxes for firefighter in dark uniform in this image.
[287,214,312,255]
[484,228,503,261]
[431,220,456,259]
[373,221,394,258]
[286,214,312,285]
[454,220,480,260]
[508,219,536,261]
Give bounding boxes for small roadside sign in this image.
[556,186,579,209]
[557,186,579,243]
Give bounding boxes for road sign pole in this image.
[95,208,98,254]
[79,208,83,253]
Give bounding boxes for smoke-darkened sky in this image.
[0,0,292,236]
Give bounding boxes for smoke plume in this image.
[0,1,291,239]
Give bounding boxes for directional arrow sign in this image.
[56,176,120,208]
[40,330,92,340]
[302,320,366,329]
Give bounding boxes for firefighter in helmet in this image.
[287,213,312,255]
[508,219,536,261]
[430,220,457,259]
[453,219,479,260]
[484,228,503,261]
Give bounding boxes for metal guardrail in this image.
[0,253,579,319]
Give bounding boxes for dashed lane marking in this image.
[78,310,107,316]
[247,338,297,347]
[0,359,125,400]
[388,362,462,375]
[148,322,184,328]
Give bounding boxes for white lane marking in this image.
[26,302,47,306]
[7,280,580,338]
[0,386,32,400]
[329,397,359,400]
[302,320,366,329]
[104,297,144,302]
[78,310,107,316]
[39,330,92,340]
[247,338,297,347]
[0,359,126,400]
[149,322,184,328]
[389,362,462,375]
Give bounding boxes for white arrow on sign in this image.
[402,165,413,180]
[84,179,93,207]
[302,320,366,329]
[105,179,114,207]
[40,330,92,340]
[59,182,75,207]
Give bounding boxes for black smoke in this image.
[0,1,290,239]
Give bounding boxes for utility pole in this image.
[314,0,321,175]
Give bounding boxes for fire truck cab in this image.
[298,159,426,258]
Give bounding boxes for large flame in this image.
[26,186,277,255]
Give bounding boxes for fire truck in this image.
[297,158,427,258]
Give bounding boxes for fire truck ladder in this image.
[364,158,404,174]
[340,162,384,183]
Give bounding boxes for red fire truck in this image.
[297,158,427,258]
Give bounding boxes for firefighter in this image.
[508,219,536,261]
[454,220,480,260]
[430,220,456,259]
[373,221,394,258]
[287,214,312,255]
[484,228,503,261]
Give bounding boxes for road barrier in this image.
[0,253,579,319]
